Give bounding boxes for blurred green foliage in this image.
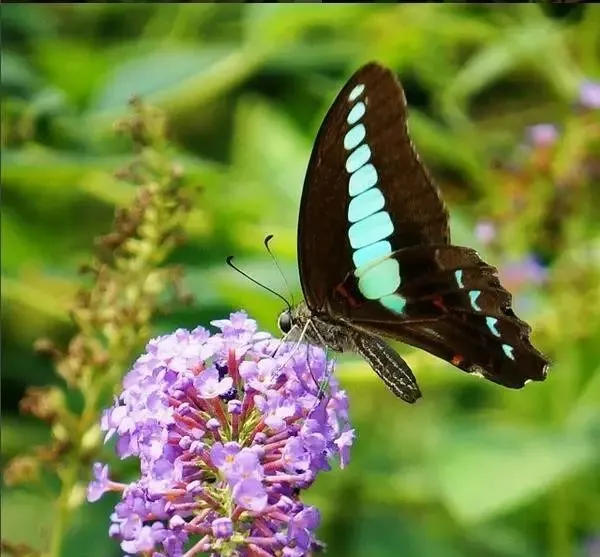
[2,4,599,557]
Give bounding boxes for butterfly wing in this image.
[298,62,449,312]
[298,62,548,389]
[338,245,548,387]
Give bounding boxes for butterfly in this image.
[277,62,549,403]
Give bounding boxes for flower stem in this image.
[49,462,78,557]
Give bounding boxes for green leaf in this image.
[244,4,374,46]
[0,416,50,458]
[230,96,310,211]
[0,209,47,270]
[62,495,118,557]
[567,364,600,434]
[34,39,111,107]
[2,148,132,198]
[443,21,579,124]
[264,42,360,73]
[2,4,58,40]
[355,511,465,557]
[433,423,596,522]
[408,109,487,188]
[88,46,265,120]
[1,50,40,92]
[0,489,54,553]
[466,524,538,557]
[1,275,73,323]
[91,48,222,111]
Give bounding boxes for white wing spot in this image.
[348,84,365,102]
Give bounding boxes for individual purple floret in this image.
[88,311,354,557]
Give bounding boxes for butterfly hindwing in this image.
[335,245,548,387]
[399,319,547,388]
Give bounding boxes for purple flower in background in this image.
[499,254,549,293]
[579,79,600,110]
[527,124,559,147]
[475,219,497,246]
[88,311,353,557]
[584,535,600,557]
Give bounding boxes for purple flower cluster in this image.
[88,311,354,557]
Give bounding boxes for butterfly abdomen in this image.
[351,331,422,403]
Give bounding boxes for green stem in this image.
[49,462,78,557]
[548,481,572,557]
[547,310,579,557]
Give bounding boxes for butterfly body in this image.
[282,62,549,403]
[280,302,422,403]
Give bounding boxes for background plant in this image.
[2,4,599,557]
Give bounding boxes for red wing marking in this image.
[335,283,361,308]
[451,354,465,366]
[432,294,447,312]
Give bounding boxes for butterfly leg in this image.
[271,316,311,358]
[274,318,313,369]
[270,326,298,357]
[303,345,329,407]
[351,332,422,404]
[314,345,334,400]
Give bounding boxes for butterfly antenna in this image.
[264,234,296,307]
[226,256,292,312]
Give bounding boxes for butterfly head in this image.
[277,309,294,334]
[278,303,353,353]
[277,302,312,335]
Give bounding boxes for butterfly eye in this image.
[278,311,293,334]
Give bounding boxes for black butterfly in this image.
[277,62,549,403]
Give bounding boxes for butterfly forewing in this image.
[298,63,449,313]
